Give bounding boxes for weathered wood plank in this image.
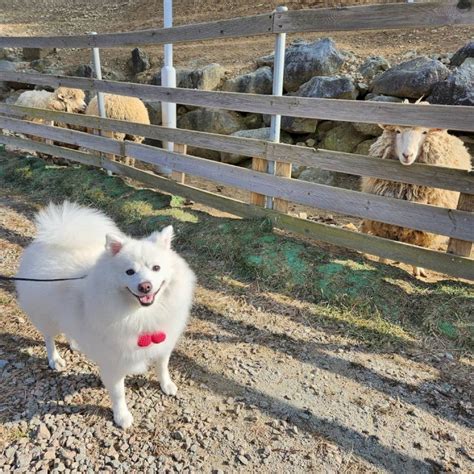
[250,157,267,207]
[1,133,472,281]
[2,104,472,194]
[2,115,473,241]
[274,2,474,34]
[273,161,292,213]
[171,143,187,184]
[447,193,474,256]
[1,73,473,132]
[0,14,273,49]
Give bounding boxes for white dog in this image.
[16,201,196,428]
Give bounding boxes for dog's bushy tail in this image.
[35,201,120,249]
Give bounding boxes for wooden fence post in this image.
[447,193,474,257]
[171,143,186,184]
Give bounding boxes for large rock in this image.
[358,56,390,82]
[222,67,273,94]
[260,38,344,92]
[296,75,358,100]
[321,123,368,153]
[23,47,55,61]
[143,100,162,125]
[372,57,450,99]
[131,48,150,74]
[364,93,404,103]
[354,138,377,156]
[177,108,246,135]
[298,167,336,186]
[152,63,225,90]
[428,58,474,106]
[352,122,382,137]
[281,75,357,134]
[220,127,293,164]
[450,41,474,67]
[281,116,318,134]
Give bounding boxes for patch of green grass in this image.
[0,152,472,352]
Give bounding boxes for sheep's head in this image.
[380,99,445,166]
[382,125,437,166]
[51,87,86,113]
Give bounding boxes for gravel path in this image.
[0,192,473,473]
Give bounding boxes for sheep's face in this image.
[54,87,87,113]
[392,126,431,166]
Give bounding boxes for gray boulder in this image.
[281,116,318,134]
[354,138,377,156]
[143,100,162,125]
[450,41,474,67]
[177,108,246,135]
[321,123,368,153]
[372,57,450,99]
[358,56,390,82]
[220,127,293,164]
[74,64,94,78]
[296,75,358,100]
[152,63,225,90]
[364,94,404,103]
[281,75,357,134]
[131,48,150,74]
[285,39,345,92]
[23,47,55,61]
[298,167,336,186]
[223,67,273,94]
[352,122,382,137]
[428,58,474,106]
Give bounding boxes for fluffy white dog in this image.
[16,201,196,428]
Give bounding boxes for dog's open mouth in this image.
[127,282,164,307]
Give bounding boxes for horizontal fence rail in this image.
[274,1,474,33]
[2,72,474,131]
[1,116,473,242]
[0,2,472,49]
[2,104,472,195]
[1,134,473,281]
[0,14,274,48]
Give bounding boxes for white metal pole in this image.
[159,0,176,176]
[90,32,106,120]
[266,5,287,209]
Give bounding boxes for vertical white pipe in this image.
[90,32,111,174]
[266,6,287,209]
[90,32,106,120]
[159,0,176,175]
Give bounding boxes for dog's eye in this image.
[126,269,135,276]
[152,265,160,272]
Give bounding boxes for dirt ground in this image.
[2,0,474,77]
[0,153,473,473]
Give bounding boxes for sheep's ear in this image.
[57,93,64,100]
[148,225,174,249]
[105,234,124,256]
[377,124,386,130]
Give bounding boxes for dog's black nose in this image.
[138,281,152,294]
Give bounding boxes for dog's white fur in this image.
[16,202,196,428]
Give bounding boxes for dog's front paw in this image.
[48,355,66,371]
[114,409,134,429]
[160,380,177,396]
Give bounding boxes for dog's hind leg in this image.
[45,336,66,371]
[155,353,177,396]
[100,369,133,429]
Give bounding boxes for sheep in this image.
[15,87,87,153]
[360,109,472,277]
[15,86,86,121]
[85,93,150,166]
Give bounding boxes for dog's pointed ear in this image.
[148,225,174,248]
[105,233,124,256]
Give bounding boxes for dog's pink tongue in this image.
[139,294,154,304]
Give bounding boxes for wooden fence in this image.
[0,1,473,280]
